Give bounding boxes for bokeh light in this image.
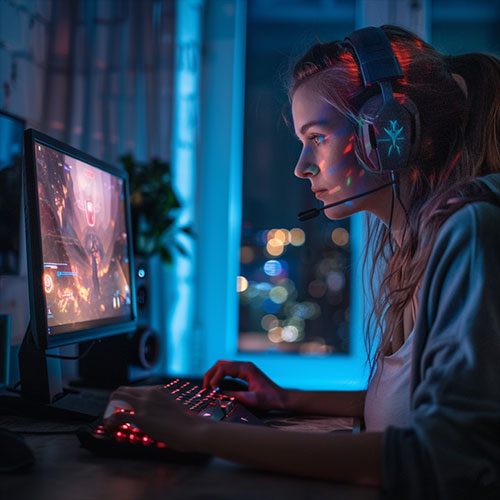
[256,282,272,294]
[263,259,282,276]
[266,238,284,256]
[240,246,255,264]
[269,285,288,304]
[308,279,326,298]
[268,327,283,343]
[286,316,305,331]
[274,229,290,245]
[236,276,248,292]
[326,272,345,292]
[331,227,350,246]
[261,314,279,331]
[244,281,259,299]
[289,228,305,246]
[282,325,299,342]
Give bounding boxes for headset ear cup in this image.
[355,95,385,172]
[355,94,419,173]
[373,99,413,172]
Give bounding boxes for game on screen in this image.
[34,141,132,334]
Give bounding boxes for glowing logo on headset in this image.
[378,120,405,156]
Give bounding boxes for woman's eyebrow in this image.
[299,120,329,135]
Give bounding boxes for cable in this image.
[392,171,409,221]
[388,181,396,254]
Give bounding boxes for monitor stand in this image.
[3,323,109,421]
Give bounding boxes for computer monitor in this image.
[19,129,137,410]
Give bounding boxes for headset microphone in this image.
[297,181,395,221]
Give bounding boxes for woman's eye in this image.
[312,135,325,146]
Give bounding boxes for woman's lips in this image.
[314,189,328,200]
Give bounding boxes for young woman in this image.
[105,25,500,498]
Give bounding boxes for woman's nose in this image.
[294,159,320,179]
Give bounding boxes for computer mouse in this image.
[0,427,35,472]
[218,377,249,392]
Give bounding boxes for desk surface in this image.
[1,425,380,500]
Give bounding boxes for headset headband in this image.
[343,27,403,86]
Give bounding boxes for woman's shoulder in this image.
[426,176,500,290]
[437,173,500,243]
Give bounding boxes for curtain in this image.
[1,0,175,163]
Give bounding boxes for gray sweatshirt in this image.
[383,173,500,499]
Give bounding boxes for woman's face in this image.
[292,81,392,220]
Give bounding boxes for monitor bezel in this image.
[23,128,137,350]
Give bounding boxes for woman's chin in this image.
[323,203,359,220]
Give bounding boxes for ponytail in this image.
[446,53,500,174]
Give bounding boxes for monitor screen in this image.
[24,129,136,349]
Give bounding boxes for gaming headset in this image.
[342,26,421,174]
[298,26,420,221]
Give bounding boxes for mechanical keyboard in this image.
[77,378,263,461]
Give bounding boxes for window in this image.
[195,0,368,389]
[238,3,359,355]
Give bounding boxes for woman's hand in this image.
[103,385,202,452]
[203,360,287,411]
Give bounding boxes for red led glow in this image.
[339,52,360,82]
[156,442,167,448]
[389,42,410,85]
[142,436,153,445]
[414,38,424,51]
[114,431,127,441]
[343,143,353,154]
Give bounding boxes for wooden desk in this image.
[1,424,380,500]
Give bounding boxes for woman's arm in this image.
[193,416,382,486]
[104,385,382,486]
[203,360,366,417]
[282,388,366,417]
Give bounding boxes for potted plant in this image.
[120,154,193,264]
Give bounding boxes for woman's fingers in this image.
[224,390,260,407]
[202,360,234,387]
[206,362,251,389]
[104,408,145,430]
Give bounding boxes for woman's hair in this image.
[289,25,500,370]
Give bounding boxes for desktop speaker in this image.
[78,257,162,387]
